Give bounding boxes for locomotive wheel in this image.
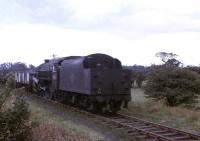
[38,90,44,97]
[48,92,54,100]
[110,101,121,113]
[88,102,103,113]
[72,96,79,107]
[44,91,50,99]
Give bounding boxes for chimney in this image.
[44,59,50,63]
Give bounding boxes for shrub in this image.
[132,71,146,88]
[0,74,31,141]
[145,66,200,106]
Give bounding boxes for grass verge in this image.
[121,88,200,133]
[28,98,109,141]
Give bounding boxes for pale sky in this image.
[0,0,200,66]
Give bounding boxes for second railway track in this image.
[27,92,200,141]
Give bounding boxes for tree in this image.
[145,66,200,106]
[132,71,146,88]
[130,65,146,88]
[0,62,27,74]
[156,52,181,67]
[145,52,200,106]
[186,66,200,74]
[29,64,35,69]
[155,52,178,63]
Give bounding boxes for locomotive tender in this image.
[15,53,131,112]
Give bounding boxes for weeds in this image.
[122,88,200,132]
[0,74,31,141]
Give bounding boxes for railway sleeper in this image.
[130,124,151,128]
[161,132,179,137]
[143,128,161,132]
[153,130,170,134]
[138,125,155,129]
[112,125,124,129]
[172,136,194,140]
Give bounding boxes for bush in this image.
[0,74,31,141]
[132,71,146,88]
[145,66,200,106]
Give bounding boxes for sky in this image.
[0,0,200,66]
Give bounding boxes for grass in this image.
[28,99,109,141]
[131,88,149,104]
[12,88,139,141]
[120,88,200,133]
[11,87,200,140]
[10,87,200,140]
[28,96,140,141]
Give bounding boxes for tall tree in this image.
[155,52,178,63]
[145,52,200,106]
[156,52,181,67]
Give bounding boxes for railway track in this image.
[27,93,200,141]
[104,114,200,141]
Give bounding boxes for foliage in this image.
[145,52,200,106]
[0,62,29,84]
[186,66,200,74]
[0,97,31,141]
[0,74,31,141]
[145,66,200,106]
[0,62,27,74]
[155,52,178,63]
[128,65,147,88]
[156,52,181,67]
[132,71,146,88]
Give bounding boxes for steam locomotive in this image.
[15,53,131,112]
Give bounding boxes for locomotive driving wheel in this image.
[88,102,104,113]
[110,101,121,113]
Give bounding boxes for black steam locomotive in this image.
[15,53,131,112]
